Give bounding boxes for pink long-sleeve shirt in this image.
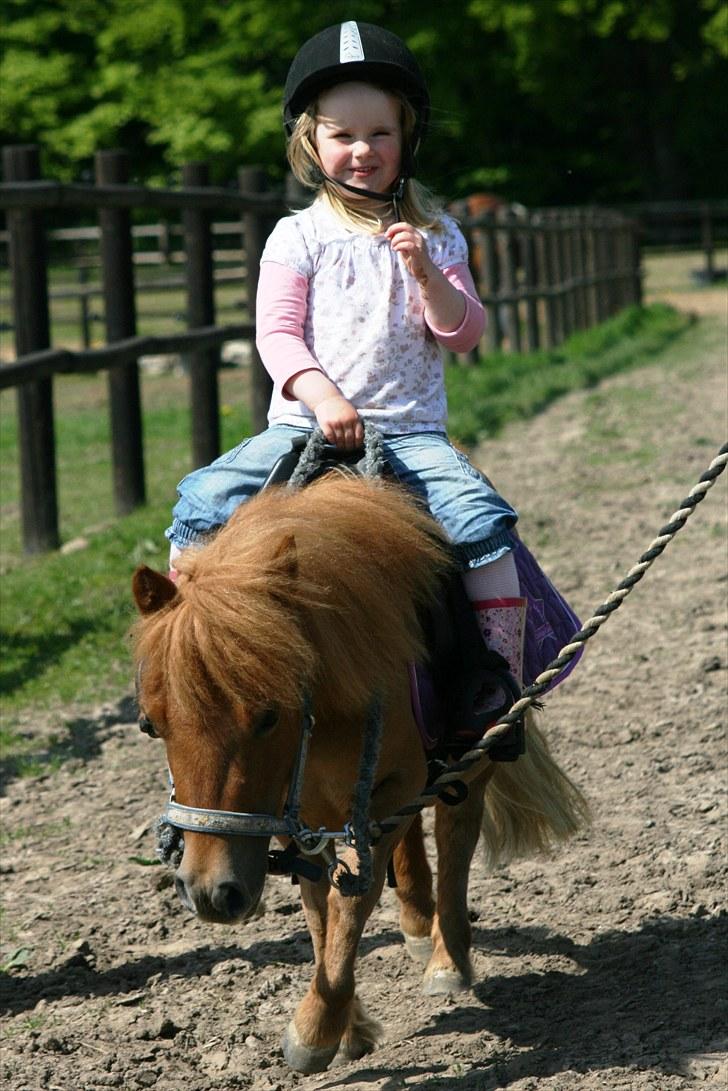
[256,200,485,433]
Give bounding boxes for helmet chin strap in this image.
[320,171,407,222]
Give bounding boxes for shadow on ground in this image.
[0,692,137,791]
[1,913,725,1086]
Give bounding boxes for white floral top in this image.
[257,199,483,433]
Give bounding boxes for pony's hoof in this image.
[423,967,471,996]
[403,931,434,966]
[281,1021,339,1074]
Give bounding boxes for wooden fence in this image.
[0,144,642,554]
[620,200,728,283]
[458,205,641,356]
[0,220,252,349]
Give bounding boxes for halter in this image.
[158,691,384,895]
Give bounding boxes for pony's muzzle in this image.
[174,868,262,923]
[174,850,266,920]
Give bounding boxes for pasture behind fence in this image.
[1,144,642,554]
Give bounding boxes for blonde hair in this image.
[286,88,443,234]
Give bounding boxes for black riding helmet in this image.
[283,21,430,209]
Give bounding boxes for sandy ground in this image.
[1,308,726,1091]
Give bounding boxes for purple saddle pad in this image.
[511,533,583,692]
[408,535,583,753]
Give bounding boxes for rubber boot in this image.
[471,597,527,686]
[471,597,528,759]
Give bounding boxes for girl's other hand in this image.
[314,394,364,450]
[386,222,437,286]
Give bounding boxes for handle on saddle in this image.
[283,421,386,486]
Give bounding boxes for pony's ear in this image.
[270,533,298,580]
[132,565,179,615]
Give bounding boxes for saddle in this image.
[262,435,525,763]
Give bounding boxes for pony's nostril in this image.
[214,881,247,919]
[174,875,194,912]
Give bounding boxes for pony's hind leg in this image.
[425,763,495,995]
[392,812,435,965]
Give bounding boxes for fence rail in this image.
[1,143,642,553]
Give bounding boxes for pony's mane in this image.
[134,476,453,726]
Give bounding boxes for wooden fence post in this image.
[533,213,555,350]
[95,149,146,514]
[522,212,540,352]
[239,166,272,433]
[502,210,522,353]
[182,161,220,467]
[481,211,503,351]
[585,212,599,325]
[700,204,716,283]
[572,211,588,331]
[547,212,565,345]
[558,212,574,340]
[594,214,610,322]
[608,217,620,316]
[630,219,643,305]
[3,144,60,552]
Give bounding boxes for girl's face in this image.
[314,83,402,195]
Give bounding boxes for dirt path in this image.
[1,315,726,1091]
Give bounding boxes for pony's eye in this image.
[139,714,158,739]
[255,705,280,737]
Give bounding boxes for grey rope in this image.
[330,695,384,897]
[371,441,728,841]
[287,422,386,489]
[287,429,328,489]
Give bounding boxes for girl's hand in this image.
[314,393,364,450]
[386,222,437,286]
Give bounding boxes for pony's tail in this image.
[480,711,590,870]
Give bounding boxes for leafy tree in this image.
[1,0,725,201]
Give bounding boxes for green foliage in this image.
[1,0,725,200]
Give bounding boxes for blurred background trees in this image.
[2,0,726,203]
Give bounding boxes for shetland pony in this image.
[132,474,587,1074]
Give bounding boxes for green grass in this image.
[0,369,252,560]
[445,303,694,446]
[0,299,698,778]
[0,261,248,346]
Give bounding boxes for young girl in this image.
[166,21,575,695]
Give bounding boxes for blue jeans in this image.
[166,425,518,570]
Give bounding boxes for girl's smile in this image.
[315,82,402,196]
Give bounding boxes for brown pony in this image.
[132,474,588,1073]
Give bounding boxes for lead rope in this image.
[329,695,383,896]
[370,441,728,842]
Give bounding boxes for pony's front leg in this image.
[282,843,391,1073]
[425,763,495,995]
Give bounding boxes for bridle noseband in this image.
[156,692,385,895]
[162,699,345,846]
